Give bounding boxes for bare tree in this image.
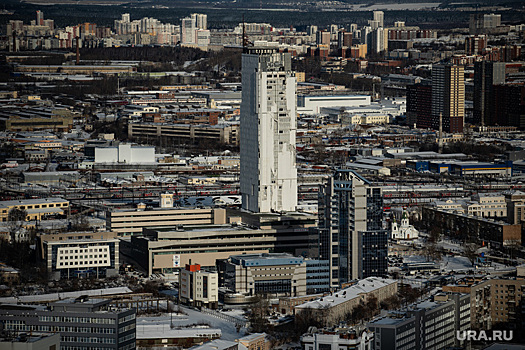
[7,207,27,243]
[248,295,271,333]
[423,242,442,262]
[464,243,480,267]
[295,306,326,336]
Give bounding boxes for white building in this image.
[181,14,208,46]
[240,46,297,213]
[367,27,387,55]
[373,11,384,27]
[192,13,207,30]
[301,328,373,350]
[431,193,507,219]
[94,143,155,164]
[181,17,196,44]
[40,231,119,280]
[391,208,419,240]
[298,95,371,115]
[179,264,218,309]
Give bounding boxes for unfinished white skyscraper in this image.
[240,46,297,213]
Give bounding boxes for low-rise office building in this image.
[422,207,522,247]
[136,325,221,349]
[301,326,374,350]
[128,123,239,146]
[0,197,69,223]
[123,211,316,276]
[367,293,470,350]
[0,333,61,350]
[0,297,136,350]
[0,107,74,132]
[430,193,507,219]
[22,172,80,186]
[219,253,307,297]
[39,231,119,280]
[295,277,398,324]
[106,206,227,236]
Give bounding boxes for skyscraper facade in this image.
[191,13,207,30]
[318,170,384,287]
[431,64,465,133]
[473,61,506,126]
[36,10,44,26]
[181,17,196,44]
[407,82,432,129]
[240,46,298,213]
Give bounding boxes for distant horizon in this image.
[1,0,524,29]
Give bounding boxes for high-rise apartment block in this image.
[338,31,352,48]
[36,10,44,26]
[181,17,196,44]
[431,64,465,133]
[318,170,384,287]
[316,31,331,46]
[469,13,502,34]
[473,61,506,126]
[407,82,432,129]
[181,14,208,45]
[367,28,387,55]
[373,11,384,28]
[191,13,207,30]
[240,46,298,213]
[465,34,487,55]
[493,83,525,128]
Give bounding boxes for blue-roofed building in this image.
[406,160,430,172]
[451,160,512,177]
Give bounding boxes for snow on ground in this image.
[440,255,472,271]
[403,255,428,264]
[137,305,248,341]
[220,309,246,318]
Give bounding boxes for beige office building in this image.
[106,206,227,236]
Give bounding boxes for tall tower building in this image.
[407,82,432,129]
[181,17,196,44]
[431,64,465,133]
[191,13,207,30]
[318,170,385,287]
[307,25,318,37]
[373,11,384,28]
[240,47,298,213]
[367,27,387,55]
[473,61,506,126]
[36,10,44,26]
